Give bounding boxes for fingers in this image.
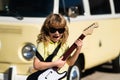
[75,39,83,47]
[56,57,66,69]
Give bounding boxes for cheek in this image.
[60,34,63,38]
[49,32,53,36]
[49,34,53,39]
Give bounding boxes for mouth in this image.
[51,35,61,42]
[53,36,59,38]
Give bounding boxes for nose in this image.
[54,31,59,34]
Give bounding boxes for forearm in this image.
[67,47,81,66]
[33,57,56,70]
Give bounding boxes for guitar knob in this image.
[50,71,53,73]
[45,77,47,79]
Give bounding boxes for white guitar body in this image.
[38,68,67,80]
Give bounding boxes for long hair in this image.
[37,13,69,45]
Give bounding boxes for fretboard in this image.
[62,34,85,61]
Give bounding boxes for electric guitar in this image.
[27,22,98,80]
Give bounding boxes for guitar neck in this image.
[62,34,85,61]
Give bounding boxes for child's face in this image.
[49,27,65,42]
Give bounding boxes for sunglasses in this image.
[49,27,65,34]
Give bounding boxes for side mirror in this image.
[68,6,79,18]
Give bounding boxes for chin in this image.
[53,39,60,43]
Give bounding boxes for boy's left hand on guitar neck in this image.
[75,39,83,51]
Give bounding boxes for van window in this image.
[88,0,111,15]
[59,0,84,16]
[113,0,120,13]
[0,0,53,17]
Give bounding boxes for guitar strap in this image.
[45,43,61,62]
[36,43,61,62]
[36,50,44,61]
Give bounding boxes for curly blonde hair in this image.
[37,13,69,45]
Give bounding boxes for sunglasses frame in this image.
[49,27,65,34]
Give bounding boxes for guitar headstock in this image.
[83,22,98,36]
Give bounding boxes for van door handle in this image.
[99,40,102,47]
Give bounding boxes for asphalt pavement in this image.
[81,63,120,80]
[82,71,120,80]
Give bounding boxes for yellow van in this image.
[0,0,120,80]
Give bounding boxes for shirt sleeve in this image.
[37,42,45,60]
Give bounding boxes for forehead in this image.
[48,17,66,28]
[49,20,66,28]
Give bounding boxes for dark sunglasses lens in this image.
[58,28,65,33]
[49,28,56,33]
